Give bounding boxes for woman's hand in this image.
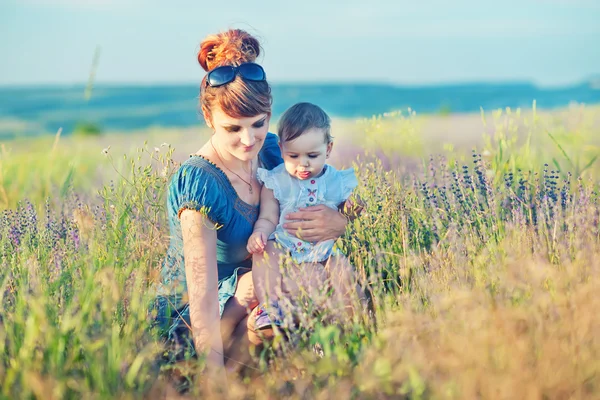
[283,204,347,242]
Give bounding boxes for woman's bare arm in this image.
[180,209,224,372]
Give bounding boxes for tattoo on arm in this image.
[180,209,222,362]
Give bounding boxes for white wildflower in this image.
[154,147,160,153]
[101,146,111,156]
[161,142,170,147]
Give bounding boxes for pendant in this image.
[249,185,253,194]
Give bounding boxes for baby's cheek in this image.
[283,162,296,175]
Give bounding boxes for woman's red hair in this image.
[198,29,272,122]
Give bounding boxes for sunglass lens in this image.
[208,66,235,87]
[239,64,265,81]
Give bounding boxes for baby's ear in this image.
[326,142,334,158]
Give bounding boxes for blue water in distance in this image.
[0,82,599,138]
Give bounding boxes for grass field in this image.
[1,103,599,399]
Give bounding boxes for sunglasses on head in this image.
[205,63,266,88]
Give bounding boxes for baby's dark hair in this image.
[277,102,332,144]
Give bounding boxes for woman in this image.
[154,29,350,377]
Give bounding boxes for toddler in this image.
[247,102,362,329]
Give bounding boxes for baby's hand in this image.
[341,195,365,218]
[247,231,267,254]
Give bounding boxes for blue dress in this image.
[257,164,358,263]
[154,133,283,345]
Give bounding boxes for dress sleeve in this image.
[171,163,228,224]
[256,167,283,201]
[259,132,284,170]
[337,168,359,203]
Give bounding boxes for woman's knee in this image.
[246,306,276,345]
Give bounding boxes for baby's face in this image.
[280,128,333,180]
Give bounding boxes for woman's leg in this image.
[222,314,252,373]
[220,271,258,354]
[219,271,277,365]
[223,307,281,369]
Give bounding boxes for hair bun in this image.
[197,29,261,72]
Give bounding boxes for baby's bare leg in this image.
[280,261,329,324]
[283,261,328,299]
[325,254,367,320]
[254,244,329,307]
[251,241,285,306]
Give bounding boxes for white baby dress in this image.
[256,163,358,263]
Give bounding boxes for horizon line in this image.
[0,77,597,90]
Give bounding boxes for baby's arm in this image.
[247,185,280,254]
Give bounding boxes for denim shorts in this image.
[151,266,251,360]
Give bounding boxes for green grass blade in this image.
[547,131,574,168]
[552,158,562,175]
[60,166,75,197]
[580,154,599,175]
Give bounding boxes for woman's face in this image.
[208,107,270,162]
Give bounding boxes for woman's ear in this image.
[326,142,334,159]
[201,105,213,129]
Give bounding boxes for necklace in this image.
[210,138,254,194]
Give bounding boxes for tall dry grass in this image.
[0,104,599,399]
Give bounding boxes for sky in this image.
[1,0,599,87]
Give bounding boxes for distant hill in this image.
[1,81,599,138]
[587,76,600,89]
